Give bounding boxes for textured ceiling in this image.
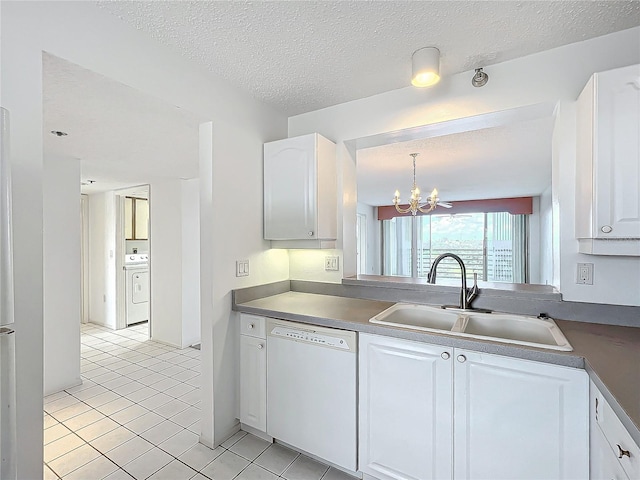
[43,53,202,194]
[357,116,554,206]
[98,1,640,115]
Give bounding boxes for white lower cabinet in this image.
[453,349,588,480]
[358,334,453,480]
[239,315,267,432]
[590,381,639,480]
[359,333,589,480]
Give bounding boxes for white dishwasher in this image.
[267,318,357,472]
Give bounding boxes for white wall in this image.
[209,121,289,444]
[182,178,200,348]
[357,202,381,275]
[288,26,640,306]
[529,197,542,284]
[149,179,183,346]
[1,2,288,470]
[43,156,81,395]
[539,185,554,285]
[88,192,117,329]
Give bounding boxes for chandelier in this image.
[393,153,449,216]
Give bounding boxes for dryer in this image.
[124,254,149,326]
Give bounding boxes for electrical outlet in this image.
[325,256,339,271]
[577,263,593,285]
[236,260,249,277]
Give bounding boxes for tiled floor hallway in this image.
[43,323,349,480]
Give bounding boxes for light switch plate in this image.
[325,256,339,271]
[236,260,249,277]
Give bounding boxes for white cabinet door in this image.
[359,334,453,480]
[576,64,640,254]
[264,134,317,240]
[594,64,640,240]
[591,422,630,480]
[239,335,267,432]
[264,133,337,242]
[453,350,588,480]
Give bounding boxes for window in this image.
[382,212,527,283]
[124,197,149,240]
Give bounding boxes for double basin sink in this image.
[370,303,572,351]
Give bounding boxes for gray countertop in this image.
[234,290,640,444]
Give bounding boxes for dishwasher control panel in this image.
[270,325,352,350]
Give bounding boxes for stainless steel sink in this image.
[369,303,461,333]
[370,304,573,351]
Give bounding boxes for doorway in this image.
[116,185,151,334]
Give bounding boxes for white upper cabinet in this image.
[264,133,337,246]
[576,64,640,255]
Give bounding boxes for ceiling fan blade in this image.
[437,202,452,208]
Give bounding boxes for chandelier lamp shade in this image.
[411,47,440,87]
[393,153,448,216]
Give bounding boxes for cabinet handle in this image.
[441,352,450,360]
[247,323,254,329]
[617,444,631,459]
[257,343,264,350]
[457,355,467,363]
[601,225,613,234]
[308,231,314,237]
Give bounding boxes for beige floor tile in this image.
[123,411,164,434]
[95,397,135,416]
[76,417,120,442]
[157,428,199,457]
[62,409,106,432]
[282,455,329,480]
[48,444,101,477]
[139,420,183,445]
[254,443,299,476]
[64,455,118,480]
[236,464,280,480]
[147,459,198,480]
[44,433,85,463]
[90,427,137,454]
[50,402,92,423]
[201,450,250,480]
[102,468,135,480]
[44,463,60,480]
[229,434,271,461]
[122,447,173,480]
[44,424,73,445]
[104,436,154,467]
[109,404,149,425]
[221,430,247,448]
[44,395,80,414]
[169,406,200,428]
[178,443,225,471]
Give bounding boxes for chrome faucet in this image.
[427,253,479,310]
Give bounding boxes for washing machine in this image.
[124,254,149,326]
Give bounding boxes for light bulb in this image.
[412,71,440,87]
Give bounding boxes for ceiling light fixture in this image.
[411,47,440,87]
[50,130,68,137]
[393,153,451,216]
[471,68,489,87]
